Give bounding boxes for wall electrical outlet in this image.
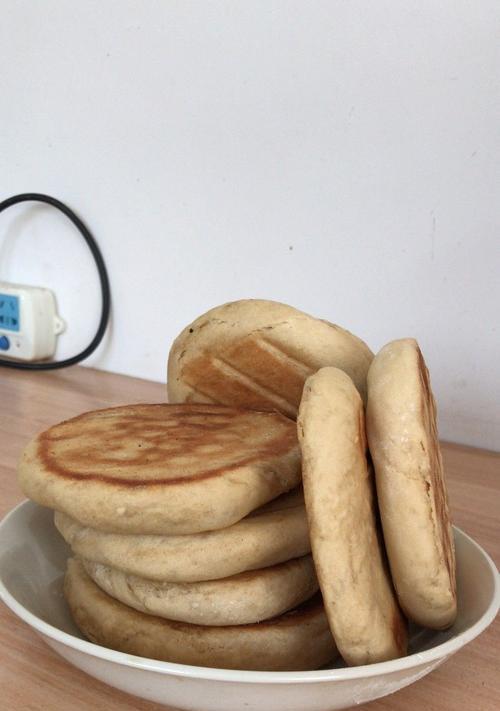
[0,282,65,361]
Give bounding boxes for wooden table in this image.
[0,366,498,710]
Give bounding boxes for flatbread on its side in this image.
[366,338,457,629]
[298,367,407,666]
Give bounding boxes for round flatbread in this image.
[366,338,457,629]
[297,367,407,666]
[19,403,300,535]
[64,558,337,671]
[54,488,310,582]
[82,554,318,626]
[167,299,373,416]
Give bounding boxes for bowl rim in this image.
[0,499,498,685]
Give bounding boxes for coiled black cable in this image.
[0,193,110,370]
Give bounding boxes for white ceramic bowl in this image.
[0,501,498,711]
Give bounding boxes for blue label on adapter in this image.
[0,293,20,332]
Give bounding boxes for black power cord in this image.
[0,193,111,370]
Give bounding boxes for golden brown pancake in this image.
[297,367,408,666]
[54,488,310,582]
[366,338,457,629]
[65,558,337,671]
[167,299,373,416]
[19,403,301,535]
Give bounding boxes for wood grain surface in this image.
[0,366,498,710]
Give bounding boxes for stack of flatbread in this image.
[18,299,457,671]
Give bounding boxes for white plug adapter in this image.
[0,281,65,361]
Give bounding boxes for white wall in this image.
[1,1,498,450]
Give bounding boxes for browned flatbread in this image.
[167,299,373,416]
[18,403,301,535]
[64,558,337,671]
[297,367,408,666]
[366,338,457,629]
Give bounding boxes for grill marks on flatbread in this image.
[181,333,316,417]
[168,299,373,416]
